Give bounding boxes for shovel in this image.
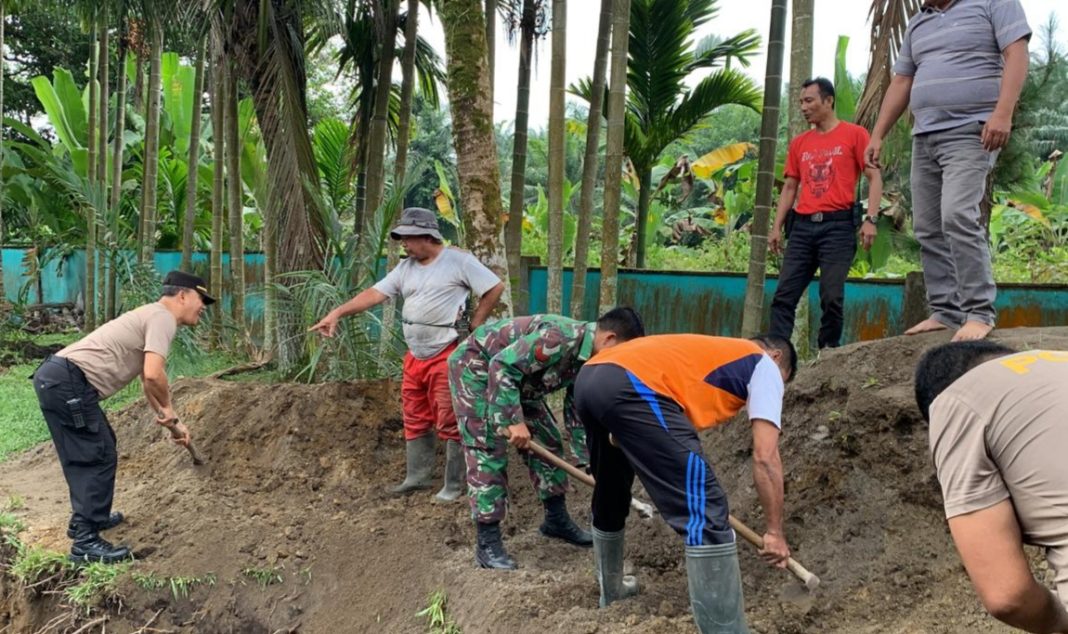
[524,438,820,590]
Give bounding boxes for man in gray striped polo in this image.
[865,0,1031,342]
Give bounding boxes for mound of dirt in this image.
[3,326,1068,633]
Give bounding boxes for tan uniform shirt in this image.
[929,350,1068,605]
[58,303,178,399]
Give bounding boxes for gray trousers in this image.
[911,121,998,327]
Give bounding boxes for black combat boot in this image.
[475,521,517,570]
[67,512,124,538]
[539,495,593,546]
[69,524,132,564]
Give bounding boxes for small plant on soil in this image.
[133,571,217,599]
[66,561,132,611]
[0,511,26,534]
[416,590,462,634]
[861,377,880,389]
[9,543,74,587]
[5,494,25,511]
[241,565,284,587]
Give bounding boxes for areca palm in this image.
[314,0,444,230]
[574,0,762,268]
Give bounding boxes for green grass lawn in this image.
[0,331,248,463]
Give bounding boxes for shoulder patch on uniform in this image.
[703,353,762,400]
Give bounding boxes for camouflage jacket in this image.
[471,314,595,432]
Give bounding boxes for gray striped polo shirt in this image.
[893,0,1031,135]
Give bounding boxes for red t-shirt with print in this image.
[784,121,869,214]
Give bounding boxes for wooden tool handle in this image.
[156,418,205,465]
[526,438,819,590]
[527,439,595,487]
[728,516,820,590]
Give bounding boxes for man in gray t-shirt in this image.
[32,270,214,564]
[311,207,504,500]
[865,0,1030,342]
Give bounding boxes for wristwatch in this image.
[862,215,878,226]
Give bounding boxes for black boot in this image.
[69,525,131,564]
[66,512,124,539]
[539,495,593,546]
[475,521,517,570]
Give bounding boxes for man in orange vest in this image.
[574,334,796,633]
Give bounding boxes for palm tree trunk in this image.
[226,57,244,329]
[634,165,651,268]
[788,0,814,354]
[393,0,419,190]
[139,18,163,265]
[231,0,326,369]
[87,22,98,184]
[181,38,207,272]
[546,0,566,314]
[108,31,129,320]
[633,159,654,267]
[741,0,788,338]
[133,37,145,113]
[504,0,536,311]
[597,0,631,313]
[85,20,98,330]
[364,0,400,221]
[97,14,109,185]
[96,10,109,324]
[380,0,420,359]
[788,0,813,139]
[0,2,7,305]
[485,0,496,96]
[440,0,512,315]
[210,38,226,348]
[570,0,611,319]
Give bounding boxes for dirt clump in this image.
[2,326,1068,633]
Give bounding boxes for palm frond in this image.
[648,68,761,167]
[855,0,921,128]
[627,0,692,130]
[689,29,760,70]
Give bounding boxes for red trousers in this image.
[401,342,460,441]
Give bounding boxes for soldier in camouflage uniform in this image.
[448,307,646,569]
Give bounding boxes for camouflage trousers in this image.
[448,343,578,524]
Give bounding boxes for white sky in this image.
[418,0,1066,129]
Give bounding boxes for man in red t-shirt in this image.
[768,77,883,349]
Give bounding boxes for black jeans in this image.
[770,215,857,348]
[32,356,117,529]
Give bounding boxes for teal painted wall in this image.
[2,248,265,322]
[527,267,1068,345]
[6,248,1066,345]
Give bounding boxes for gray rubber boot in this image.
[390,434,436,495]
[592,527,639,607]
[685,543,750,634]
[434,440,465,502]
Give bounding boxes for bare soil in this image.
[3,326,1068,633]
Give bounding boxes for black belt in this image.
[793,208,855,223]
[37,354,88,382]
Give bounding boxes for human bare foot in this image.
[951,321,994,341]
[904,318,949,335]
